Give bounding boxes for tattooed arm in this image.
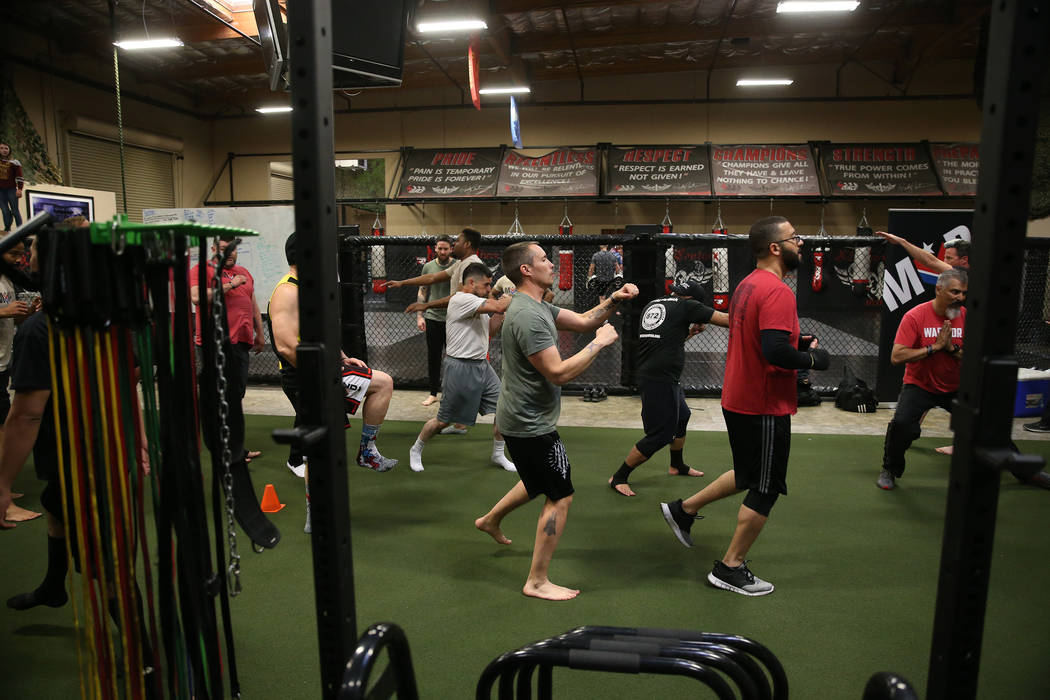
[554,282,639,332]
[527,323,619,386]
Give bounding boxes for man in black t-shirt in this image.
[609,280,729,496]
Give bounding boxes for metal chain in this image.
[210,240,242,596]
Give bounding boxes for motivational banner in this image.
[930,142,980,197]
[397,148,501,198]
[496,148,599,197]
[605,145,712,196]
[709,144,822,196]
[821,143,943,197]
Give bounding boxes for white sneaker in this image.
[304,502,311,534]
[409,445,425,472]
[287,461,306,478]
[491,454,517,472]
[440,425,467,435]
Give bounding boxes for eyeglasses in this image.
[775,235,803,245]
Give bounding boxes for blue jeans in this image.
[0,188,21,230]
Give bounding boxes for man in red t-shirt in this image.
[660,216,830,597]
[877,269,967,490]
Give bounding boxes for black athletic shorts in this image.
[503,431,574,501]
[723,408,790,496]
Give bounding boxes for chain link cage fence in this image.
[240,234,1050,395]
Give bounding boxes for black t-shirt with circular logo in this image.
[636,295,715,383]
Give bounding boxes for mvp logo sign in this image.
[881,258,925,311]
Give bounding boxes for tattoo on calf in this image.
[543,512,557,536]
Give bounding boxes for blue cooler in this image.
[1014,369,1050,417]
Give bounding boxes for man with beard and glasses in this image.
[876,268,967,491]
[659,217,829,597]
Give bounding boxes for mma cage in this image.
[244,232,1050,398]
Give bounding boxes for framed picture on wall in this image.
[25,190,95,223]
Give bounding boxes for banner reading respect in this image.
[605,145,712,196]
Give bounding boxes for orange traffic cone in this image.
[260,483,285,513]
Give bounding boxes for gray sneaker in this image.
[876,469,896,490]
[660,499,701,548]
[708,560,774,597]
[1023,420,1050,433]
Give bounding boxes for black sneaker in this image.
[707,560,774,597]
[1023,420,1050,433]
[594,387,608,402]
[582,387,594,402]
[659,499,701,548]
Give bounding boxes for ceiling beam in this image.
[140,56,266,82]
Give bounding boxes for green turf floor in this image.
[4,417,1050,698]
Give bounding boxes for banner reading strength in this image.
[605,145,711,196]
[930,143,980,197]
[497,148,599,197]
[821,143,943,197]
[397,148,502,198]
[709,144,822,196]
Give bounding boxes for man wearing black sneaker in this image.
[608,279,728,496]
[660,217,829,597]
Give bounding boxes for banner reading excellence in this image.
[605,145,712,196]
[497,148,599,197]
[930,143,980,197]
[709,144,822,197]
[821,143,943,197]
[397,148,501,198]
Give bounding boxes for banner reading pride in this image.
[397,148,501,198]
[709,144,822,196]
[605,145,711,196]
[820,143,942,197]
[496,148,599,197]
[930,143,980,197]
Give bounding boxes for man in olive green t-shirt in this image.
[474,241,638,601]
[415,235,454,406]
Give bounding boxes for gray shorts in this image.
[437,357,501,426]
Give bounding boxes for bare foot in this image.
[935,445,954,455]
[5,504,43,522]
[421,395,438,406]
[12,493,24,499]
[669,467,705,477]
[475,516,511,545]
[523,580,580,601]
[608,477,635,497]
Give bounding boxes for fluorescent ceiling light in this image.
[737,78,794,87]
[256,106,293,114]
[113,38,184,50]
[777,1,860,13]
[417,19,488,33]
[478,86,531,95]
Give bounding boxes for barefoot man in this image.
[474,241,638,600]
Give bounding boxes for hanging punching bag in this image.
[811,247,826,292]
[558,214,573,290]
[712,223,729,310]
[370,219,386,294]
[852,213,873,297]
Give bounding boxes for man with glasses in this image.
[660,217,830,597]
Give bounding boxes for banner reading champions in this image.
[930,143,980,197]
[497,148,599,197]
[397,148,502,198]
[605,145,711,196]
[709,144,822,196]
[820,143,943,197]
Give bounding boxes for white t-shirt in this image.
[445,291,489,360]
[448,254,483,293]
[0,276,16,371]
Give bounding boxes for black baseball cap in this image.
[670,279,708,303]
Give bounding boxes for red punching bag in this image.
[558,205,573,290]
[812,248,826,292]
